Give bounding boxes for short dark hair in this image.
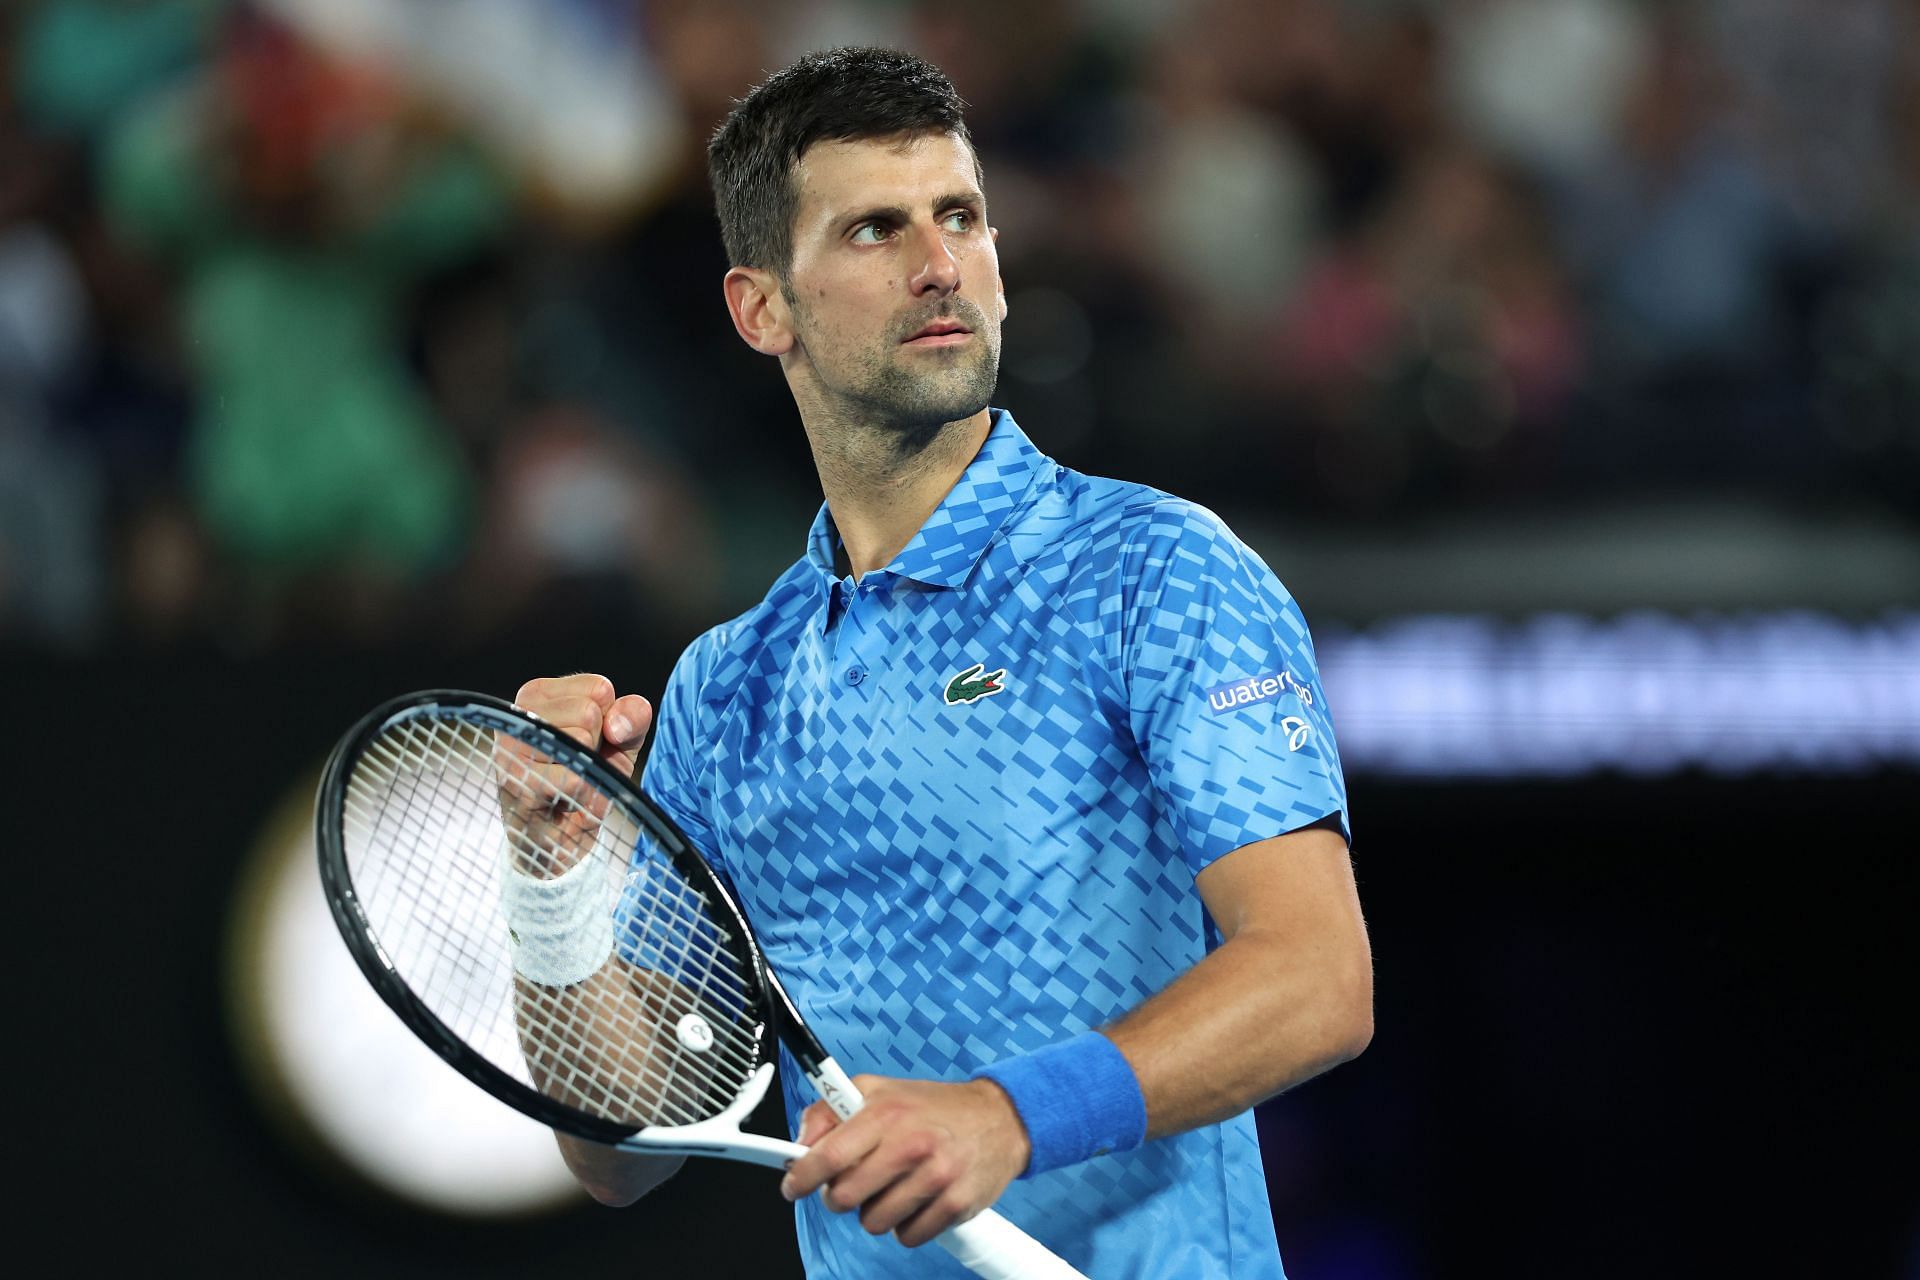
[707,47,978,278]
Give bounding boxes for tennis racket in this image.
[315,689,1085,1280]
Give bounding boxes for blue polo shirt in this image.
[640,409,1347,1279]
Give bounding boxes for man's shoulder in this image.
[1039,463,1242,566]
[1031,465,1296,627]
[667,556,819,697]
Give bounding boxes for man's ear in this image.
[990,226,1008,322]
[724,266,794,356]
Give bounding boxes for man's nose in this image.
[907,223,960,296]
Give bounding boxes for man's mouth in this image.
[904,319,973,345]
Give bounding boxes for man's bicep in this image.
[1193,820,1364,949]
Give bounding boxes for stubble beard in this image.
[793,294,1001,461]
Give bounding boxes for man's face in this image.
[780,130,1004,431]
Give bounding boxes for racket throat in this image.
[804,1058,864,1121]
[615,1062,800,1170]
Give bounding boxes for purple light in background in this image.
[1317,611,1920,776]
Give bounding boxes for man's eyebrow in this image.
[829,192,986,232]
[935,191,987,217]
[833,202,910,231]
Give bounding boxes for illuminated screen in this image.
[1319,610,1919,776]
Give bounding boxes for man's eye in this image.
[943,211,972,232]
[852,224,889,245]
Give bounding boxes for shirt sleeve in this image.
[1118,500,1349,877]
[638,626,726,857]
[617,626,731,975]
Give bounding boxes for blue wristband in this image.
[974,1031,1147,1178]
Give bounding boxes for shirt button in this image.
[845,667,866,686]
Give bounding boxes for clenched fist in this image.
[495,674,654,876]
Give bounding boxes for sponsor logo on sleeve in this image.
[1205,669,1316,747]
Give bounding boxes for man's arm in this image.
[513,967,689,1205]
[1108,821,1372,1137]
[779,820,1372,1246]
[507,674,687,1207]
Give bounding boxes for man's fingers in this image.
[776,1075,1027,1243]
[530,694,609,749]
[892,1184,978,1249]
[515,678,649,769]
[516,673,616,711]
[856,1152,963,1241]
[600,694,653,777]
[602,697,641,746]
[798,1122,934,1219]
[780,1112,882,1204]
[794,1099,842,1149]
[515,675,617,745]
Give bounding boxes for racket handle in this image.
[938,1209,1087,1280]
[808,1060,1089,1279]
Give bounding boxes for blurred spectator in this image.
[1556,14,1793,383]
[0,402,109,647]
[117,490,212,642]
[94,6,508,629]
[514,0,805,517]
[1442,0,1649,180]
[0,214,87,395]
[461,402,722,640]
[1706,0,1910,240]
[1130,1,1323,326]
[1805,26,1920,503]
[15,0,215,141]
[1,7,108,646]
[1273,144,1582,512]
[1540,12,1828,493]
[2,0,1914,656]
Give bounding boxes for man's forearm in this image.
[1098,826,1373,1140]
[1103,920,1373,1140]
[557,1134,686,1207]
[513,965,693,1204]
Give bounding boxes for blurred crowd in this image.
[2,0,1916,654]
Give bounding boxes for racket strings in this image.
[351,729,510,1025]
[353,716,761,1124]
[341,712,765,1131]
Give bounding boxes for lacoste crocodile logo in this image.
[943,662,1008,705]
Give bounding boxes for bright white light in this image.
[231,791,579,1216]
[1318,610,1920,777]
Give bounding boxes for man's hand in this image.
[779,1075,1032,1248]
[498,675,653,875]
[515,673,653,774]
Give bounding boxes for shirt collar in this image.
[803,407,1051,590]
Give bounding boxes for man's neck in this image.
[802,407,993,580]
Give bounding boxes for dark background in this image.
[7,1,1918,1276]
[20,641,1917,1279]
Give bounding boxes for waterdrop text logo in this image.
[1205,669,1316,747]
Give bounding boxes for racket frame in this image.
[317,688,1089,1280]
[316,688,781,1152]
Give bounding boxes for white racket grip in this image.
[940,1213,1088,1280]
[807,1060,1088,1280]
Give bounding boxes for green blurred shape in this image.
[99,80,509,575]
[15,0,224,139]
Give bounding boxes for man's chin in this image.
[870,365,998,431]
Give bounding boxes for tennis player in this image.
[517,47,1372,1279]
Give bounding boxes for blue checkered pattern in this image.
[641,410,1346,1279]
